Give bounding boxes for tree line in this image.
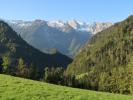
[1,55,133,95]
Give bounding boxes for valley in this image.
[0,1,132,99]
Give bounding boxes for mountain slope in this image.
[0,20,72,68]
[0,74,132,100]
[66,16,133,75]
[9,20,112,57]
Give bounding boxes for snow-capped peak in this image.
[8,19,113,34]
[67,19,80,29]
[47,20,65,28]
[9,20,32,27]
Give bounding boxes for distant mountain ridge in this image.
[9,19,112,34]
[8,19,113,57]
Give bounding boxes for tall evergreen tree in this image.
[2,56,10,73]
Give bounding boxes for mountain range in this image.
[8,19,112,58]
[0,20,72,69]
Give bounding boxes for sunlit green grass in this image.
[0,74,133,100]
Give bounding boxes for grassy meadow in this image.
[0,74,133,100]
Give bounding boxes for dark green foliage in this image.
[66,16,133,94]
[98,67,133,94]
[43,67,64,84]
[28,63,40,79]
[63,74,76,87]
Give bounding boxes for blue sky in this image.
[0,0,132,22]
